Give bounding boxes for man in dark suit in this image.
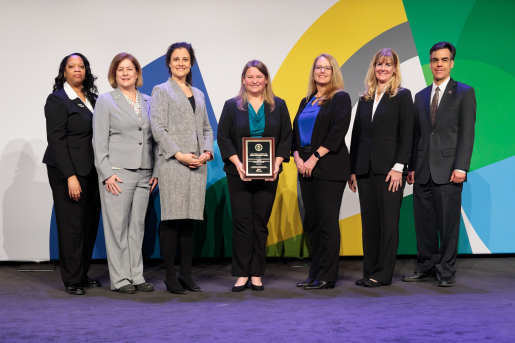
[403,42,476,287]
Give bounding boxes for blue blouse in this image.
[298,96,321,147]
[249,103,265,137]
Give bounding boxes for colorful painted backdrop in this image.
[1,0,513,261]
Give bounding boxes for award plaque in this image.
[242,137,275,179]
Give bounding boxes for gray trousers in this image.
[99,168,152,290]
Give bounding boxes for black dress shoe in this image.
[296,277,315,287]
[438,276,456,287]
[304,280,336,290]
[251,284,264,291]
[363,279,381,288]
[401,271,437,282]
[81,279,101,288]
[355,278,366,286]
[232,285,246,292]
[134,282,154,292]
[65,284,85,295]
[164,279,187,294]
[116,285,137,294]
[178,274,203,292]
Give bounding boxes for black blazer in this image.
[350,88,414,176]
[217,97,292,177]
[292,91,352,181]
[409,78,476,184]
[43,88,96,179]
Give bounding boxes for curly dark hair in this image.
[53,53,98,104]
[165,42,196,85]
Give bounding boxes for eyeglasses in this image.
[315,65,333,71]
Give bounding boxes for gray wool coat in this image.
[150,78,214,220]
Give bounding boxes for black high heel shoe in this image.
[251,284,264,291]
[304,280,336,290]
[178,274,203,292]
[164,278,187,294]
[232,278,249,292]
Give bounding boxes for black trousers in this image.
[413,176,463,278]
[47,165,101,286]
[159,219,195,282]
[357,170,406,284]
[226,174,278,277]
[299,176,345,283]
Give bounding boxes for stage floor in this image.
[1,257,514,342]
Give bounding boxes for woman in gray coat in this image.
[150,42,214,294]
[93,53,158,294]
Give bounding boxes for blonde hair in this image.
[108,53,143,89]
[360,48,401,101]
[235,60,275,111]
[306,54,344,106]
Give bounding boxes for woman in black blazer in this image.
[348,48,414,287]
[43,53,101,295]
[292,54,352,290]
[217,60,292,292]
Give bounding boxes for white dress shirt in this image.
[430,77,465,174]
[63,82,94,113]
[373,89,404,173]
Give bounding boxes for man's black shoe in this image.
[438,276,456,287]
[401,272,437,282]
[65,284,85,295]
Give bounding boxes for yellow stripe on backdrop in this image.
[267,0,408,255]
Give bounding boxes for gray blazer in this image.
[150,78,214,220]
[93,88,156,182]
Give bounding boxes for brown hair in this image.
[234,60,276,111]
[360,48,401,101]
[108,53,143,88]
[306,54,344,106]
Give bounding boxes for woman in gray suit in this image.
[150,42,214,294]
[93,53,158,294]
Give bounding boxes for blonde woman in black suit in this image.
[348,48,414,287]
[292,54,352,290]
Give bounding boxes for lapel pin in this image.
[78,103,84,107]
[448,90,452,94]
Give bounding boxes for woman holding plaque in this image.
[217,60,292,292]
[292,54,352,290]
[150,42,214,294]
[348,48,413,287]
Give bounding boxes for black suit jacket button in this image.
[369,136,372,139]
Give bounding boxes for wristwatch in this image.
[314,151,321,159]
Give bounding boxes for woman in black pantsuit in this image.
[217,60,292,292]
[348,48,414,287]
[43,53,101,295]
[292,54,352,290]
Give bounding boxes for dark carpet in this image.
[1,257,514,342]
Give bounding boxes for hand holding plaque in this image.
[242,137,275,180]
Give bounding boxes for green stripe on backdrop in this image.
[193,177,233,258]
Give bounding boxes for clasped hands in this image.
[175,151,211,169]
[294,155,318,178]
